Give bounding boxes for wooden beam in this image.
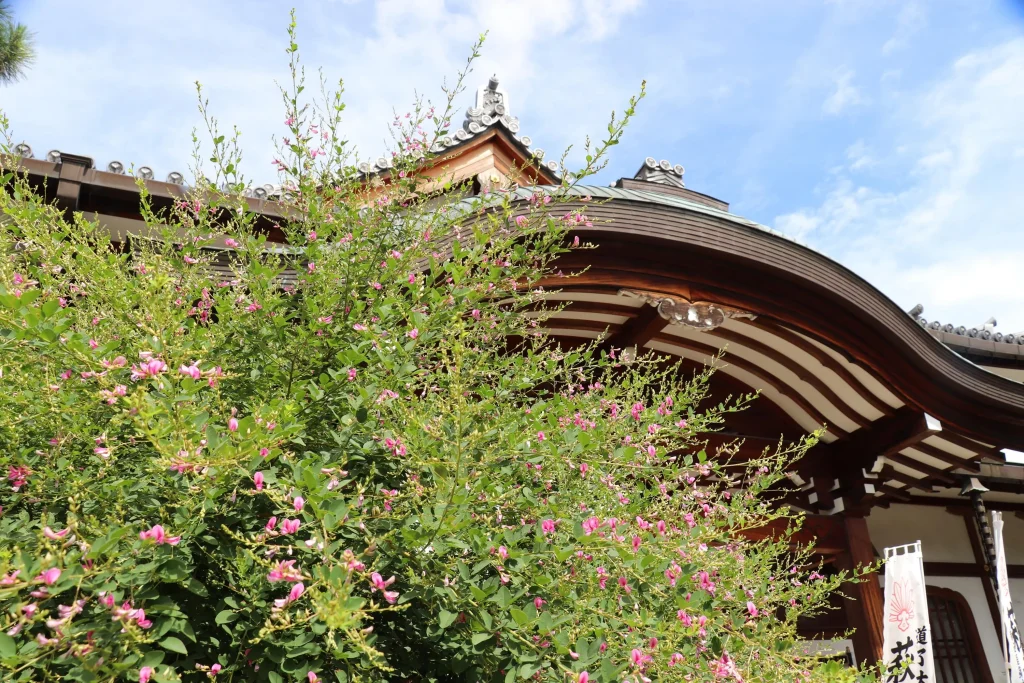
[600,303,668,353]
[738,514,848,555]
[835,517,884,666]
[911,561,1024,579]
[885,452,956,486]
[878,465,934,493]
[877,484,912,502]
[812,476,836,511]
[802,407,941,481]
[897,495,1024,513]
[909,440,982,473]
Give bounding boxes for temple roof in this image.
[910,305,1024,360]
[9,75,557,199]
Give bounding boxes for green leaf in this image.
[159,559,190,581]
[510,608,529,627]
[140,651,165,667]
[268,673,284,683]
[497,586,514,608]
[438,610,457,629]
[0,633,15,657]
[159,637,188,655]
[215,610,238,625]
[471,632,491,645]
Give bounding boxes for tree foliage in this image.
[0,17,875,683]
[0,1,33,86]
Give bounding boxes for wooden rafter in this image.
[706,326,873,429]
[737,317,897,418]
[599,303,668,353]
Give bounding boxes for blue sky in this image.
[4,0,1024,331]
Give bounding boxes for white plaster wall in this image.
[866,504,973,562]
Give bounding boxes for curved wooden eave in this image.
[531,192,1024,448]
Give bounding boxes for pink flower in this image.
[265,516,277,531]
[0,570,19,585]
[288,582,305,602]
[497,546,509,561]
[471,309,480,320]
[268,560,302,583]
[44,527,69,540]
[669,653,685,667]
[307,262,316,274]
[579,462,588,477]
[407,328,418,339]
[541,519,555,535]
[534,596,545,610]
[307,230,317,242]
[695,570,716,594]
[536,431,545,441]
[515,215,528,227]
[36,568,61,585]
[578,673,589,683]
[224,238,239,248]
[139,524,181,546]
[307,673,321,683]
[370,572,399,603]
[347,368,357,381]
[632,535,642,552]
[293,496,305,512]
[179,363,202,380]
[139,666,153,683]
[280,518,301,534]
[254,472,264,491]
[747,601,758,618]
[130,358,167,380]
[209,663,222,677]
[228,417,239,432]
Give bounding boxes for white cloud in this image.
[882,2,926,55]
[2,0,642,182]
[775,38,1024,330]
[846,140,874,170]
[822,70,865,115]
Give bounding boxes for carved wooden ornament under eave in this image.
[617,289,757,331]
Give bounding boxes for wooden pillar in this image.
[835,515,885,666]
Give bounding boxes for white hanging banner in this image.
[882,542,935,683]
[992,511,1024,682]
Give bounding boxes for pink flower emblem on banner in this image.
[888,579,915,632]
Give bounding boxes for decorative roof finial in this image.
[634,157,685,188]
[464,75,518,135]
